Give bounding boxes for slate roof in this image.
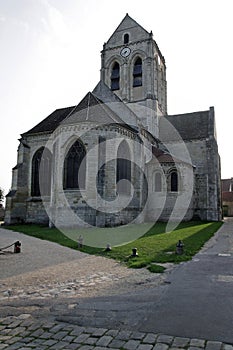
[22,106,76,135]
[222,192,233,202]
[222,179,233,192]
[152,146,193,166]
[22,88,138,136]
[159,110,212,142]
[61,91,131,126]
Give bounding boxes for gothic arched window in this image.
[154,172,162,192]
[63,140,86,190]
[111,62,120,91]
[31,147,52,197]
[124,33,129,44]
[133,57,142,87]
[170,171,178,192]
[117,140,131,195]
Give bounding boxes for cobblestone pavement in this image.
[0,314,233,350]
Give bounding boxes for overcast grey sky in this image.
[0,0,232,196]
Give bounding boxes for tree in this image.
[0,188,4,205]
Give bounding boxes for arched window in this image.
[63,140,86,190]
[170,171,178,192]
[117,141,131,195]
[31,147,52,197]
[111,62,120,91]
[124,33,129,44]
[154,172,162,192]
[133,57,142,87]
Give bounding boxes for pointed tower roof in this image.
[105,13,150,48]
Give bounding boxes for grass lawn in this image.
[3,221,222,272]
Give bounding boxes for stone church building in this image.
[5,14,222,227]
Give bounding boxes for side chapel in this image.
[5,14,222,227]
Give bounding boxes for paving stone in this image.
[52,330,69,340]
[131,331,146,340]
[108,339,126,348]
[190,339,205,348]
[90,327,107,337]
[143,333,158,344]
[39,331,53,339]
[188,347,204,350]
[0,345,8,350]
[124,339,141,350]
[223,345,233,350]
[42,338,58,346]
[115,330,132,340]
[78,346,94,350]
[18,336,34,343]
[1,327,13,335]
[85,336,98,345]
[172,337,190,347]
[96,335,113,347]
[74,333,90,343]
[49,341,71,349]
[0,335,12,342]
[63,335,76,342]
[7,321,22,328]
[152,344,169,350]
[62,344,81,350]
[5,336,22,345]
[205,341,223,350]
[156,335,174,345]
[30,328,44,337]
[137,344,153,350]
[70,326,86,336]
[50,324,67,333]
[105,329,119,337]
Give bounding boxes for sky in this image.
[0,0,232,198]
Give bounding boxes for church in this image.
[5,14,222,228]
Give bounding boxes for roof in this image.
[159,109,214,142]
[152,146,193,166]
[222,179,233,192]
[61,92,127,126]
[22,106,76,136]
[92,81,140,127]
[22,89,139,136]
[106,14,150,47]
[222,192,233,202]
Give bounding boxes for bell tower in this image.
[100,14,167,134]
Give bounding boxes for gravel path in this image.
[0,228,170,301]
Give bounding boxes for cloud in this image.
[40,0,70,43]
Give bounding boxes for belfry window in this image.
[133,57,142,87]
[117,141,131,195]
[170,171,178,192]
[31,147,52,197]
[111,62,120,91]
[124,33,129,44]
[63,140,86,190]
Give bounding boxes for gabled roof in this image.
[159,109,214,142]
[61,91,126,126]
[22,106,76,135]
[106,13,150,48]
[22,89,139,136]
[92,81,140,128]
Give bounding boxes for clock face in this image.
[120,47,131,58]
